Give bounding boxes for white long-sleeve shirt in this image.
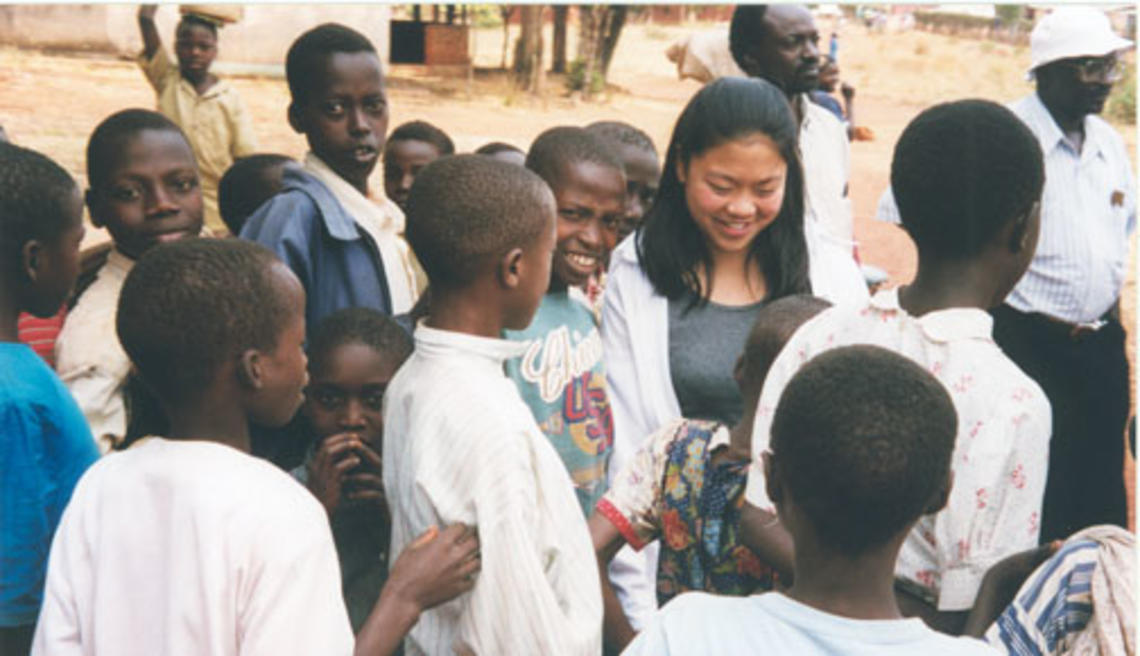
[383,324,602,655]
[32,438,353,656]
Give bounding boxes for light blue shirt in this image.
[875,93,1135,324]
[622,592,1000,655]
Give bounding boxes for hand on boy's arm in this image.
[354,525,480,656]
[588,513,638,654]
[961,540,1060,638]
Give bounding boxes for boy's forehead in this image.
[308,51,385,96]
[176,22,216,41]
[94,129,196,184]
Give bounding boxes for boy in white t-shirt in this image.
[742,99,1051,634]
[624,346,998,656]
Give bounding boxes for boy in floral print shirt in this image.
[588,295,830,652]
[742,100,1052,635]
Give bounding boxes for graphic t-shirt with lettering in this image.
[505,290,615,515]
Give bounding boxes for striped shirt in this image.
[875,93,1136,324]
[382,324,602,655]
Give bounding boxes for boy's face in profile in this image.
[246,264,310,428]
[304,342,401,455]
[174,22,217,82]
[293,51,388,191]
[506,207,557,331]
[25,187,85,318]
[549,161,625,291]
[88,129,203,259]
[383,138,442,211]
[614,143,661,242]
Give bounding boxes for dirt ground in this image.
[0,15,1134,525]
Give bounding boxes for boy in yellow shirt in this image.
[136,4,258,236]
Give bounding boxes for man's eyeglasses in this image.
[1062,55,1123,83]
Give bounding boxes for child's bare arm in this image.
[738,502,795,582]
[137,5,161,59]
[355,525,480,656]
[896,586,969,635]
[961,541,1060,637]
[588,513,637,654]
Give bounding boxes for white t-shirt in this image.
[622,592,1000,655]
[32,438,353,656]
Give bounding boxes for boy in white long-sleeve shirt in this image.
[384,155,603,655]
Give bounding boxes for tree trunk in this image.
[598,6,627,77]
[499,5,512,70]
[551,5,568,74]
[513,5,545,93]
[574,5,627,97]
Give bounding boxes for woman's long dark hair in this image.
[637,77,811,305]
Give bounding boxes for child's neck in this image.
[162,392,252,453]
[0,291,19,342]
[787,535,905,621]
[424,288,506,339]
[898,259,1000,316]
[183,70,218,96]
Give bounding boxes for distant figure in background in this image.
[136,4,258,236]
[809,55,856,140]
[217,154,295,236]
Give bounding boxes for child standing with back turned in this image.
[384,154,602,655]
[0,142,99,656]
[136,4,257,236]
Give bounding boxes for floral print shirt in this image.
[596,418,778,605]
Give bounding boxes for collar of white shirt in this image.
[414,322,528,367]
[869,288,994,344]
[1019,92,1110,162]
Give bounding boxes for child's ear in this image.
[763,450,783,505]
[22,239,44,282]
[287,103,305,135]
[1008,201,1040,254]
[923,470,953,515]
[498,247,524,291]
[237,349,265,391]
[85,188,105,229]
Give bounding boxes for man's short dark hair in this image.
[218,154,294,235]
[387,120,455,157]
[892,99,1045,259]
[729,5,770,71]
[286,23,377,107]
[0,142,78,276]
[86,109,188,190]
[771,345,957,557]
[307,307,413,373]
[584,120,657,156]
[117,239,296,403]
[405,154,554,288]
[525,126,624,189]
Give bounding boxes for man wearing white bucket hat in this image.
[987,6,1135,543]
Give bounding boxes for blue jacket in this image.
[240,167,392,329]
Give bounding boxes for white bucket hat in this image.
[1028,7,1133,78]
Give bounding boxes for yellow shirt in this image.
[138,47,258,235]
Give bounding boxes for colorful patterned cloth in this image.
[596,418,778,606]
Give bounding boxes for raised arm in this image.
[137,5,162,60]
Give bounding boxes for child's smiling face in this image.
[291,51,388,193]
[548,160,625,291]
[87,128,203,259]
[304,341,401,453]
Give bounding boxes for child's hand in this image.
[841,82,855,101]
[307,432,368,515]
[138,4,158,20]
[344,442,385,507]
[384,524,480,615]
